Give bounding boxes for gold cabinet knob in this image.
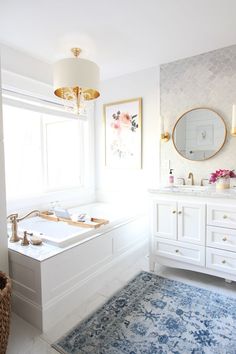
[223,215,228,219]
[222,260,226,264]
[222,237,227,242]
[175,249,179,253]
[172,210,176,214]
[178,211,182,215]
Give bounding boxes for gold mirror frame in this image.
[172,107,227,161]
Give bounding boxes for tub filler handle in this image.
[7,210,40,243]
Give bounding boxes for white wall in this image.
[95,67,160,203]
[1,44,52,85]
[0,59,8,273]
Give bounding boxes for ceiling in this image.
[1,0,236,80]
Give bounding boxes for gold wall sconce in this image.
[160,115,170,142]
[232,105,236,136]
[160,132,170,142]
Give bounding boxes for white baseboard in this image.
[155,256,236,282]
[12,291,43,330]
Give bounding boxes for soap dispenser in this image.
[169,169,174,186]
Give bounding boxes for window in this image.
[3,104,86,200]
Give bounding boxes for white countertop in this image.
[149,186,236,199]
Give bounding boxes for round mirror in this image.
[172,108,227,161]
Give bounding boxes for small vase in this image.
[216,177,230,190]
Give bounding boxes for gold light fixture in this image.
[232,104,236,136]
[160,115,170,142]
[160,132,170,142]
[53,47,100,115]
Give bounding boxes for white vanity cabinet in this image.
[149,190,236,282]
[152,199,205,244]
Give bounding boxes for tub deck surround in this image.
[8,240,59,261]
[9,202,144,251]
[15,216,125,250]
[8,203,148,332]
[149,187,236,283]
[8,214,143,261]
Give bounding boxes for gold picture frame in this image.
[103,98,142,168]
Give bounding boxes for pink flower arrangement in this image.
[209,169,236,184]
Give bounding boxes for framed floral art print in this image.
[103,98,142,169]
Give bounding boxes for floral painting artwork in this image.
[104,98,142,168]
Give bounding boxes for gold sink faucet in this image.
[200,178,209,186]
[7,210,40,243]
[188,172,194,185]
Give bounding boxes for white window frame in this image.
[42,115,85,193]
[2,92,95,211]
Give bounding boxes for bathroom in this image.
[1,1,236,353]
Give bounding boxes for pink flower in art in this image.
[119,112,132,127]
[111,110,138,134]
[111,120,121,130]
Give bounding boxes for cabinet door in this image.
[152,200,177,240]
[177,202,205,245]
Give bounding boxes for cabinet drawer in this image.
[207,204,236,229]
[207,226,236,252]
[206,247,236,275]
[153,238,205,266]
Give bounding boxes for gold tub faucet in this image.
[7,210,40,243]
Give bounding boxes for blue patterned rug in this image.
[52,271,236,354]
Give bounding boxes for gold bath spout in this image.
[7,210,40,243]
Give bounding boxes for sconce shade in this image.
[232,104,236,136]
[53,57,100,101]
[160,115,170,142]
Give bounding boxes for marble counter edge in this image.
[148,187,236,200]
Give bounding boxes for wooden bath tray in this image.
[39,211,109,229]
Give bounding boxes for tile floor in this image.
[6,256,236,354]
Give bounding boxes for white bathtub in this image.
[17,202,142,248]
[9,202,148,331]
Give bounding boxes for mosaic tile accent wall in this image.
[160,45,236,185]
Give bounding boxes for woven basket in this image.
[0,272,12,354]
